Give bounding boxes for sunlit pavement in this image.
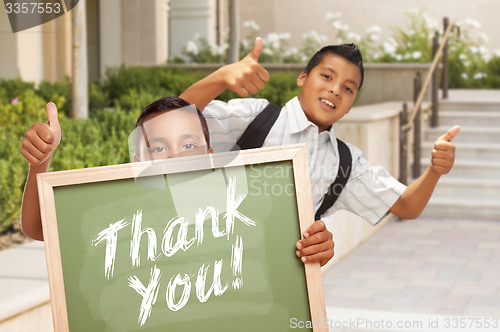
[323,217,500,331]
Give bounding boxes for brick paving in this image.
[322,218,500,331]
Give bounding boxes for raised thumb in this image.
[248,37,263,61]
[440,125,460,142]
[46,102,59,129]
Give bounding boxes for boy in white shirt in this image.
[180,38,459,267]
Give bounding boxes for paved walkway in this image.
[323,217,500,332]
[0,241,50,330]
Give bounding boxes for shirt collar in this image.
[327,124,338,144]
[284,97,314,134]
[284,97,339,144]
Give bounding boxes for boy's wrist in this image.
[426,165,442,179]
[214,65,234,91]
[29,155,52,173]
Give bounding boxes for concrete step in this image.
[420,196,500,220]
[428,177,500,201]
[421,141,500,161]
[439,100,500,112]
[438,111,500,127]
[424,127,500,143]
[420,159,500,179]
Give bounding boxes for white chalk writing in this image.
[92,177,255,326]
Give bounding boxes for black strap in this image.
[314,139,352,221]
[234,103,282,150]
[234,102,352,220]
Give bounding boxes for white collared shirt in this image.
[204,97,407,225]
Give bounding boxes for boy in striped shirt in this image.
[180,38,459,267]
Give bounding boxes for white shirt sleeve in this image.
[203,99,270,152]
[332,143,407,225]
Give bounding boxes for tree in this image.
[71,0,88,118]
[227,0,239,63]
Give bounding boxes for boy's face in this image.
[135,109,212,161]
[297,54,361,132]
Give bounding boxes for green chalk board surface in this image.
[38,145,326,331]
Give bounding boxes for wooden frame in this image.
[38,144,327,331]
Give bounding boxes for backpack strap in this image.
[234,103,281,150]
[314,139,352,221]
[234,102,352,221]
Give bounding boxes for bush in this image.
[0,78,35,105]
[0,90,50,232]
[50,108,136,170]
[0,85,138,233]
[486,56,500,88]
[0,135,26,233]
[102,66,200,104]
[37,78,72,116]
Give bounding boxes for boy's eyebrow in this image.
[148,137,168,145]
[178,134,203,141]
[147,134,203,144]
[321,66,360,89]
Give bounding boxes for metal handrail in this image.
[399,17,460,184]
[401,20,458,132]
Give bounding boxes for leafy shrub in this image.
[37,77,72,116]
[102,66,198,103]
[486,56,500,88]
[0,87,138,233]
[0,131,27,233]
[0,78,35,105]
[50,108,136,171]
[0,90,49,232]
[36,78,111,117]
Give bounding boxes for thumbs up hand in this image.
[21,102,61,165]
[429,125,460,175]
[220,37,270,97]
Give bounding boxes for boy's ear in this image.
[208,147,214,154]
[297,71,307,87]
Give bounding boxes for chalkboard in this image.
[38,144,327,331]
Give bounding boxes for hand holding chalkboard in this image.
[296,220,335,266]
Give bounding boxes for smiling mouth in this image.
[320,98,336,109]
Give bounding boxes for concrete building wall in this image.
[0,8,19,79]
[16,26,45,83]
[0,4,72,83]
[99,0,122,76]
[169,0,217,58]
[0,0,169,83]
[3,0,499,83]
[237,0,500,53]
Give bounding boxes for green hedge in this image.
[0,67,304,233]
[0,89,138,233]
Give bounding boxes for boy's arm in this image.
[390,125,460,219]
[179,37,270,111]
[20,103,61,241]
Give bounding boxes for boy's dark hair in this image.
[135,96,210,147]
[304,43,364,90]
